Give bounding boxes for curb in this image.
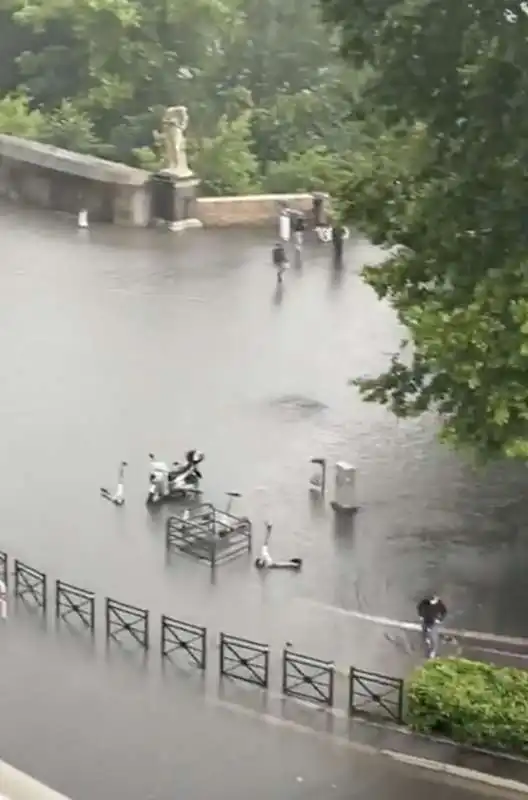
[211,693,528,794]
[381,750,528,793]
[0,761,70,800]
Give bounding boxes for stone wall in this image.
[0,134,323,228]
[0,134,150,226]
[196,193,315,227]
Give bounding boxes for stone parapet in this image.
[196,193,316,227]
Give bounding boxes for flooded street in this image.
[0,201,527,796]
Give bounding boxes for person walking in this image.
[272,241,288,283]
[417,594,447,657]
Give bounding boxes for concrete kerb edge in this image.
[380,750,528,793]
[208,687,528,794]
[0,759,71,800]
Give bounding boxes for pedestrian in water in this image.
[272,241,288,283]
[331,223,345,266]
[292,211,306,255]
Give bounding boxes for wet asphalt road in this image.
[0,201,527,796]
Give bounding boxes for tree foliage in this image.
[0,0,363,193]
[321,0,528,460]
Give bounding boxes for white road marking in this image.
[299,598,528,649]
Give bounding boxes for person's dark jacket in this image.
[292,213,306,233]
[417,597,447,625]
[272,243,286,266]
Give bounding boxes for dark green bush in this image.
[407,658,528,755]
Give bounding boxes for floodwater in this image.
[0,202,527,797]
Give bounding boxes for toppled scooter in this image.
[101,461,127,506]
[147,450,204,505]
[254,522,302,571]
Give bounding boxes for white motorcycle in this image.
[146,450,204,504]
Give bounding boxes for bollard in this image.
[309,457,327,496]
[78,209,89,229]
[331,461,358,513]
[278,207,291,242]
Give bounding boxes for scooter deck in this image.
[255,558,302,571]
[146,490,201,506]
[100,488,124,505]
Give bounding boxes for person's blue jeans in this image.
[421,621,440,657]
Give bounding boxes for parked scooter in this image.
[146,450,204,504]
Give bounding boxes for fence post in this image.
[13,559,19,597]
[105,597,110,638]
[219,633,225,676]
[282,648,288,694]
[0,552,8,587]
[211,537,217,569]
[348,666,355,716]
[144,610,150,650]
[42,572,48,614]
[201,631,207,670]
[55,579,60,618]
[328,665,335,707]
[397,679,405,724]
[160,615,165,657]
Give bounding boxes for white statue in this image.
[159,105,192,176]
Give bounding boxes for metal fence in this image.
[282,648,335,706]
[14,559,47,612]
[56,580,95,632]
[349,667,405,723]
[219,633,270,688]
[105,598,149,649]
[161,614,206,669]
[0,550,407,721]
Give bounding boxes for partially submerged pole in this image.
[309,457,327,497]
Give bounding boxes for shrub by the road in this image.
[407,658,528,755]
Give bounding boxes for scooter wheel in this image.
[254,558,266,570]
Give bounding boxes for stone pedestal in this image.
[151,169,202,231]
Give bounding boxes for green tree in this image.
[0,0,361,195]
[0,92,47,137]
[192,110,261,195]
[321,0,528,460]
[263,145,343,193]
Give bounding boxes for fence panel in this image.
[55,580,95,632]
[105,598,149,649]
[13,560,47,612]
[219,633,269,688]
[348,667,405,723]
[282,649,334,707]
[161,615,206,669]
